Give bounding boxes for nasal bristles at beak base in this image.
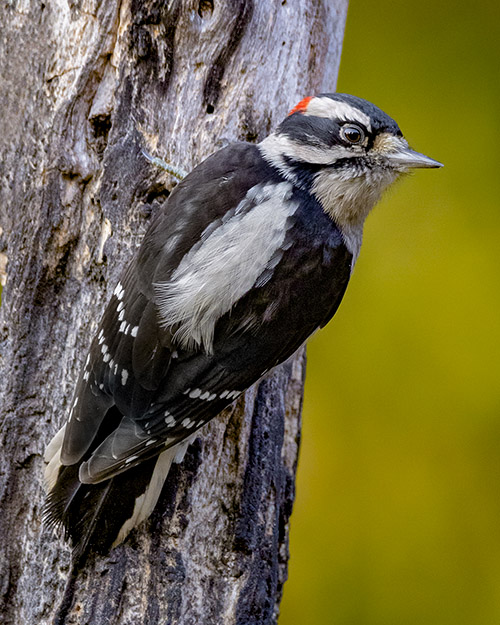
[374,134,443,169]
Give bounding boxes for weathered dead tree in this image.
[0,1,347,623]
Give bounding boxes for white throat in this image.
[311,167,398,262]
[258,133,399,263]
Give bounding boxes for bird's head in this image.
[259,93,442,252]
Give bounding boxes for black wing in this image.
[60,142,352,485]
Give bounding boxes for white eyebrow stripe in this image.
[304,97,372,131]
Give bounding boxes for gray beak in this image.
[385,147,443,169]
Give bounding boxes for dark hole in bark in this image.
[198,0,214,19]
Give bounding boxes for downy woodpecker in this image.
[44,93,442,559]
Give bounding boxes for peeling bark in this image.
[0,1,347,623]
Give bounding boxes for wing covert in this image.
[61,143,281,470]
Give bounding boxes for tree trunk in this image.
[0,1,347,623]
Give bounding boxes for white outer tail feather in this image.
[112,435,195,546]
[44,423,196,547]
[43,424,66,492]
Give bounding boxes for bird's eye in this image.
[341,124,365,145]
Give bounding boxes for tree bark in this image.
[0,1,347,623]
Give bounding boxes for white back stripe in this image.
[154,182,298,352]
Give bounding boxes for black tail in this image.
[44,457,159,563]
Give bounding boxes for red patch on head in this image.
[287,96,313,116]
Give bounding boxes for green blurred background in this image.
[280,1,500,624]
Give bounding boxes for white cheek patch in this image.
[304,97,372,131]
[260,133,361,168]
[154,182,298,353]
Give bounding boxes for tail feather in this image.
[111,435,195,547]
[43,424,66,491]
[43,406,194,560]
[111,448,175,547]
[44,458,161,561]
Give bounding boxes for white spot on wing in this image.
[219,389,240,400]
[114,282,124,300]
[121,369,129,385]
[189,388,202,399]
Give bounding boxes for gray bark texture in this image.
[0,1,347,623]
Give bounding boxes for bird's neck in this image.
[311,167,396,262]
[258,133,398,262]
